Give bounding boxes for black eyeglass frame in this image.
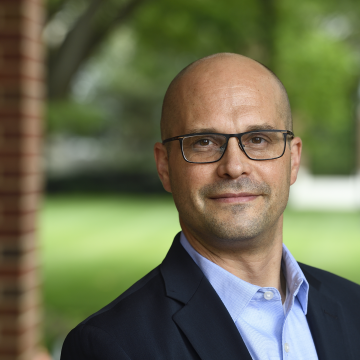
[162,130,295,163]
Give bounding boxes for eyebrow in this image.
[186,124,278,134]
[187,127,218,134]
[244,124,278,132]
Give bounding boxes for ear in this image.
[154,142,172,193]
[290,137,302,185]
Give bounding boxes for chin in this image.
[204,218,266,244]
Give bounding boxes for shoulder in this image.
[61,265,183,359]
[299,262,360,300]
[61,323,131,360]
[83,266,164,323]
[79,265,179,330]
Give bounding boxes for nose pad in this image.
[225,136,245,158]
[217,136,250,178]
[234,135,245,154]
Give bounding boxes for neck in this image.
[181,219,286,302]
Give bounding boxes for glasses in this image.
[162,130,294,163]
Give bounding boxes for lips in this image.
[209,192,259,203]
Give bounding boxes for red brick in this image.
[0,158,41,178]
[0,229,36,239]
[0,132,42,151]
[22,1,45,26]
[0,117,43,137]
[0,77,45,98]
[22,60,45,82]
[0,286,41,313]
[0,156,42,177]
[0,234,38,259]
[0,135,42,156]
[0,38,43,62]
[22,37,44,63]
[0,342,40,360]
[22,19,44,42]
[0,21,43,42]
[0,246,39,270]
[0,174,42,194]
[0,97,44,119]
[0,284,40,312]
[0,247,38,269]
[0,301,41,331]
[0,294,41,326]
[0,193,40,213]
[0,255,40,276]
[0,322,40,354]
[0,272,40,297]
[0,1,43,358]
[0,1,44,25]
[0,212,38,232]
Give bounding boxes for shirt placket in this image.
[282,282,301,359]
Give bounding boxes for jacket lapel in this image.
[161,234,252,360]
[173,276,252,360]
[300,266,351,360]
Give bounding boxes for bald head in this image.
[160,53,292,141]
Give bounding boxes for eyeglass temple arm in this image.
[162,136,184,144]
[286,131,295,139]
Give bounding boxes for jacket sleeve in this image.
[61,324,131,360]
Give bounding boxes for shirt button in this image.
[264,291,274,300]
[284,343,290,353]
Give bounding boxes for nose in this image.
[216,137,251,179]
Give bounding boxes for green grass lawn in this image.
[40,194,360,342]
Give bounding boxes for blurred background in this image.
[1,0,360,358]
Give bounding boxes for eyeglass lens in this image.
[182,132,286,163]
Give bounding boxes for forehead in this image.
[170,61,285,135]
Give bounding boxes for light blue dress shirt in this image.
[180,232,319,360]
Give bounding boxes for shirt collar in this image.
[281,243,309,314]
[180,232,309,321]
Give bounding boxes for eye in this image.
[242,133,271,148]
[251,136,265,144]
[197,139,212,146]
[186,134,226,150]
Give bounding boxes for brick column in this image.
[0,0,44,359]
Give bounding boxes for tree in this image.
[46,0,147,100]
[45,0,360,175]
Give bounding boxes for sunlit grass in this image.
[40,195,360,338]
[283,210,360,282]
[40,194,181,331]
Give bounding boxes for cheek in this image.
[257,159,290,194]
[187,165,213,184]
[170,162,215,205]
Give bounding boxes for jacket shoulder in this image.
[80,265,178,330]
[61,323,131,360]
[83,266,163,323]
[61,264,186,359]
[299,262,360,300]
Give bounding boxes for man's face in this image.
[155,58,301,248]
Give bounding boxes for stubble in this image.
[182,177,287,245]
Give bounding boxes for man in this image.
[61,53,360,360]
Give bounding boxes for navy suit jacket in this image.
[61,233,360,359]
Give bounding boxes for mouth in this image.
[209,192,260,204]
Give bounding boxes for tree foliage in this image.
[45,0,360,175]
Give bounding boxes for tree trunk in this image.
[47,0,146,100]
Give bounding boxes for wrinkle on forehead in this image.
[198,85,261,97]
[194,86,274,106]
[183,81,282,125]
